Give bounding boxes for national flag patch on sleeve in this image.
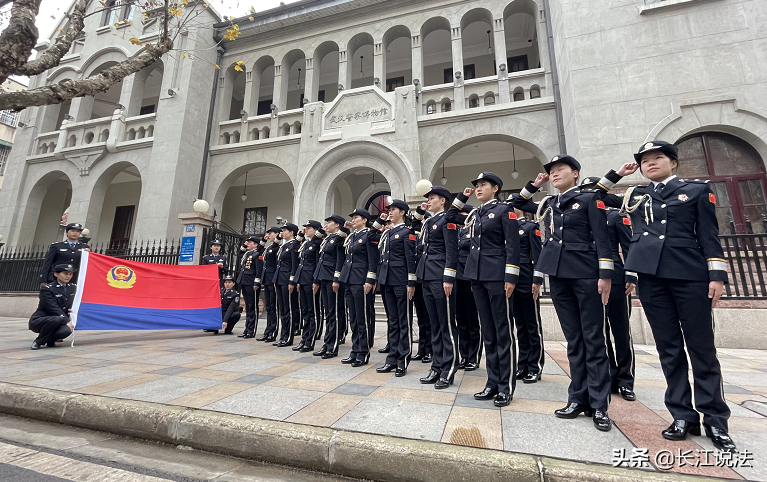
[535,229,541,236]
[623,217,631,226]
[596,200,606,210]
[447,223,457,230]
[508,212,517,220]
[709,193,716,204]
[409,234,416,241]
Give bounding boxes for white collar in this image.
[355,227,368,233]
[391,222,405,229]
[481,199,497,207]
[652,175,677,187]
[559,185,578,195]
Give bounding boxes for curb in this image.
[0,382,726,482]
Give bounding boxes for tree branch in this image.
[0,38,172,111]
[15,0,88,77]
[0,0,42,85]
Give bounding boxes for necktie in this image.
[69,242,75,248]
[655,183,664,195]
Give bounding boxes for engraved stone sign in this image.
[324,89,393,130]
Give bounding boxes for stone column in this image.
[68,96,94,122]
[374,42,384,89]
[271,64,283,132]
[304,57,317,103]
[451,26,464,111]
[411,34,423,86]
[177,212,214,265]
[338,49,349,90]
[493,18,511,104]
[242,70,254,117]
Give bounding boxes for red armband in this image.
[535,229,541,236]
[622,217,631,226]
[709,193,716,204]
[409,234,416,241]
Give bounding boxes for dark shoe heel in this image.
[689,425,701,436]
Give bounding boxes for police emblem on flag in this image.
[107,265,136,289]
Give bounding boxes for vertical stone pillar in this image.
[411,34,423,86]
[68,96,94,122]
[451,26,465,111]
[304,57,317,103]
[493,18,511,104]
[338,49,349,90]
[374,42,384,89]
[271,64,283,132]
[242,70,254,116]
[177,212,214,265]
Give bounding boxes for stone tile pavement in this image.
[1,316,766,481]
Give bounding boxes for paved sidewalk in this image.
[0,316,765,481]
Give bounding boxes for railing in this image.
[0,239,180,292]
[123,113,156,141]
[33,131,60,157]
[218,109,304,146]
[721,234,767,299]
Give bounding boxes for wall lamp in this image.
[499,63,507,72]
[63,114,74,121]
[167,89,176,97]
[455,71,462,80]
[373,77,380,85]
[337,84,344,92]
[115,103,125,110]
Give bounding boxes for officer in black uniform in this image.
[312,215,349,359]
[292,221,324,353]
[29,264,76,349]
[338,208,380,367]
[220,275,241,335]
[374,200,417,377]
[256,227,281,342]
[411,206,433,363]
[445,202,481,371]
[512,155,615,431]
[417,186,460,390]
[39,223,89,286]
[505,200,544,384]
[236,236,263,338]
[451,173,520,407]
[202,240,229,286]
[273,223,300,346]
[580,176,637,401]
[604,141,735,452]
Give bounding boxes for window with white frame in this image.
[0,146,10,175]
[0,110,18,127]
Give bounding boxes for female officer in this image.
[604,140,735,452]
[512,155,614,431]
[451,172,520,407]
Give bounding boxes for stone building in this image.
[0,78,27,191]
[0,0,765,247]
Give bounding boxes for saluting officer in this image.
[338,208,379,367]
[417,186,460,390]
[607,141,735,452]
[256,227,282,342]
[374,200,417,377]
[29,264,76,350]
[39,223,89,286]
[312,215,349,359]
[452,173,520,407]
[512,155,615,431]
[274,223,301,347]
[410,206,433,363]
[220,275,241,335]
[292,221,325,353]
[581,176,637,401]
[236,236,263,338]
[202,240,228,285]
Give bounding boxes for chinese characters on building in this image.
[326,108,389,128]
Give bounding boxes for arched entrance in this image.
[22,171,74,246]
[84,161,142,247]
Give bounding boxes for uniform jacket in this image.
[273,239,300,285]
[221,288,240,320]
[456,218,471,281]
[259,241,279,287]
[513,183,614,280]
[448,195,520,284]
[411,207,429,272]
[39,241,89,283]
[236,246,263,286]
[374,221,417,287]
[517,218,543,286]
[313,228,349,283]
[339,227,380,286]
[29,283,76,332]
[202,254,228,278]
[415,210,459,284]
[605,209,637,285]
[293,235,323,286]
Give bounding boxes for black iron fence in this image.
[199,226,248,279]
[0,239,180,292]
[720,234,767,299]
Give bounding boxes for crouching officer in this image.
[221,276,241,335]
[29,264,76,349]
[202,240,228,286]
[39,223,89,286]
[293,221,325,352]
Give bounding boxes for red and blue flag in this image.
[71,252,221,331]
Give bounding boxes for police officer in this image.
[581,176,637,401]
[273,223,300,346]
[29,264,76,349]
[374,200,417,377]
[256,227,281,342]
[39,223,89,286]
[292,221,324,353]
[417,186,460,390]
[512,155,614,431]
[411,206,433,363]
[338,208,379,367]
[236,236,263,338]
[220,275,241,335]
[445,201,482,371]
[608,141,735,452]
[312,215,349,359]
[202,240,228,286]
[452,173,520,407]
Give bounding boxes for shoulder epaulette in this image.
[683,178,710,184]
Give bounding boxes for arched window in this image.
[222,132,231,145]
[282,123,290,136]
[40,144,48,154]
[126,129,136,141]
[251,128,260,141]
[84,131,94,144]
[293,121,302,134]
[513,87,524,102]
[530,85,541,99]
[137,126,146,139]
[68,135,76,147]
[262,127,270,139]
[147,125,154,137]
[233,131,240,143]
[426,101,436,115]
[676,133,766,234]
[468,94,479,109]
[99,129,109,142]
[441,98,452,112]
[483,92,495,106]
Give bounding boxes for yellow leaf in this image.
[180,53,186,59]
[183,0,188,4]
[248,17,254,21]
[129,37,142,45]
[114,23,120,27]
[203,3,208,7]
[234,65,243,72]
[214,64,220,70]
[142,12,148,19]
[250,6,255,13]
[99,1,106,6]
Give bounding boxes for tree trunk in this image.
[0,0,42,85]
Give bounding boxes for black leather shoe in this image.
[494,392,511,407]
[458,359,466,370]
[662,420,701,441]
[395,366,407,377]
[238,333,248,338]
[515,369,528,380]
[277,341,291,347]
[378,344,390,353]
[313,347,327,356]
[299,345,314,353]
[593,410,612,431]
[704,424,737,452]
[554,403,593,419]
[293,329,301,337]
[412,352,424,361]
[464,362,479,371]
[47,341,56,347]
[523,372,541,384]
[376,363,396,373]
[256,335,267,341]
[435,378,452,390]
[338,336,346,345]
[266,336,276,343]
[351,359,368,367]
[341,356,355,364]
[474,388,498,400]
[321,351,338,359]
[292,342,305,351]
[618,387,636,401]
[419,370,439,384]
[30,342,41,350]
[422,354,433,363]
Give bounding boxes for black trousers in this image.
[262,284,278,338]
[456,278,481,365]
[511,289,544,375]
[299,286,319,347]
[277,283,299,344]
[412,283,432,356]
[605,285,634,390]
[345,284,370,361]
[223,312,241,334]
[366,289,376,348]
[472,281,515,395]
[320,280,343,354]
[30,316,72,345]
[241,285,257,336]
[638,274,730,431]
[422,280,459,381]
[549,276,611,411]
[383,284,411,367]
